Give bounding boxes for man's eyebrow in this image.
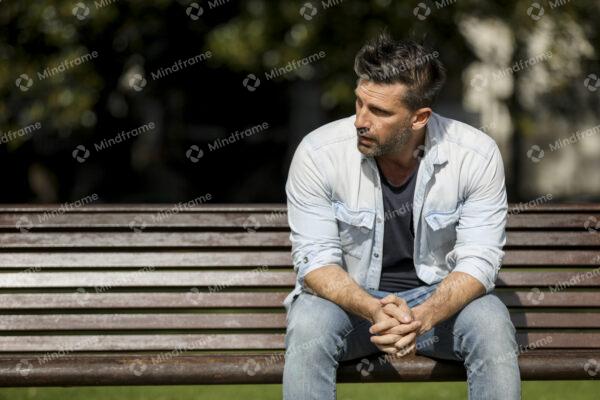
[354,89,393,114]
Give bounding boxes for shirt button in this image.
[377,216,383,223]
[303,257,308,263]
[374,253,380,258]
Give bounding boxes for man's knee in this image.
[455,294,518,361]
[285,293,352,362]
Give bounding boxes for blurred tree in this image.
[1,0,598,203]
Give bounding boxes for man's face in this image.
[354,79,415,157]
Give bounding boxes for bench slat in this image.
[0,334,285,352]
[0,250,597,268]
[1,271,599,288]
[0,251,292,268]
[2,203,599,212]
[0,351,597,386]
[0,292,289,309]
[0,231,598,248]
[507,214,600,229]
[0,333,596,352]
[504,250,600,266]
[0,212,597,230]
[0,213,289,229]
[1,291,599,309]
[1,312,598,331]
[0,232,291,248]
[505,231,600,247]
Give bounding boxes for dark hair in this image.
[354,31,446,110]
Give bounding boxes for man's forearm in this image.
[412,271,485,334]
[304,264,381,322]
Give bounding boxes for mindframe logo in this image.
[186,0,232,20]
[128,52,212,92]
[527,123,600,163]
[72,0,121,21]
[0,122,42,145]
[15,50,98,92]
[186,122,270,163]
[16,51,99,92]
[299,0,345,21]
[244,52,326,92]
[73,122,156,162]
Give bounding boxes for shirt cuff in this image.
[452,256,498,294]
[295,248,343,289]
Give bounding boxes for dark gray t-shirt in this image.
[376,160,426,292]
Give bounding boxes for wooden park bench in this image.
[0,203,598,386]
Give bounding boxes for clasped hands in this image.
[368,294,431,357]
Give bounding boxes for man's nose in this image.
[354,111,370,133]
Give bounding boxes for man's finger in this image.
[394,332,417,350]
[369,318,399,334]
[395,343,416,357]
[384,320,422,336]
[380,299,412,323]
[379,294,398,305]
[376,345,400,355]
[370,333,401,346]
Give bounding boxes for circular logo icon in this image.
[128,216,148,233]
[242,358,262,376]
[15,216,33,233]
[242,215,261,233]
[186,144,204,163]
[72,144,90,163]
[15,359,34,377]
[470,73,488,91]
[584,216,600,234]
[526,144,545,163]
[584,73,599,92]
[413,3,431,21]
[356,358,374,377]
[72,2,90,20]
[243,74,261,92]
[186,2,204,20]
[299,3,318,21]
[584,359,599,377]
[129,73,147,91]
[526,287,545,305]
[15,73,34,92]
[129,359,147,376]
[527,2,545,21]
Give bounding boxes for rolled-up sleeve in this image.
[286,139,343,289]
[445,144,508,293]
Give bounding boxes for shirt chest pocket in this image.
[423,203,462,256]
[333,201,375,259]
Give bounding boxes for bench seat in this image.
[0,204,598,386]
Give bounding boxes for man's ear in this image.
[411,108,432,130]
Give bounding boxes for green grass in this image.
[0,381,598,400]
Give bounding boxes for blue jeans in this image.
[282,284,521,399]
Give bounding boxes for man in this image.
[282,32,520,400]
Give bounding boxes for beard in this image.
[357,121,412,157]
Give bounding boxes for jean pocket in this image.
[332,201,375,259]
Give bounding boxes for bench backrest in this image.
[0,204,599,354]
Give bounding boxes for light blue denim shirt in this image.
[283,112,508,313]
